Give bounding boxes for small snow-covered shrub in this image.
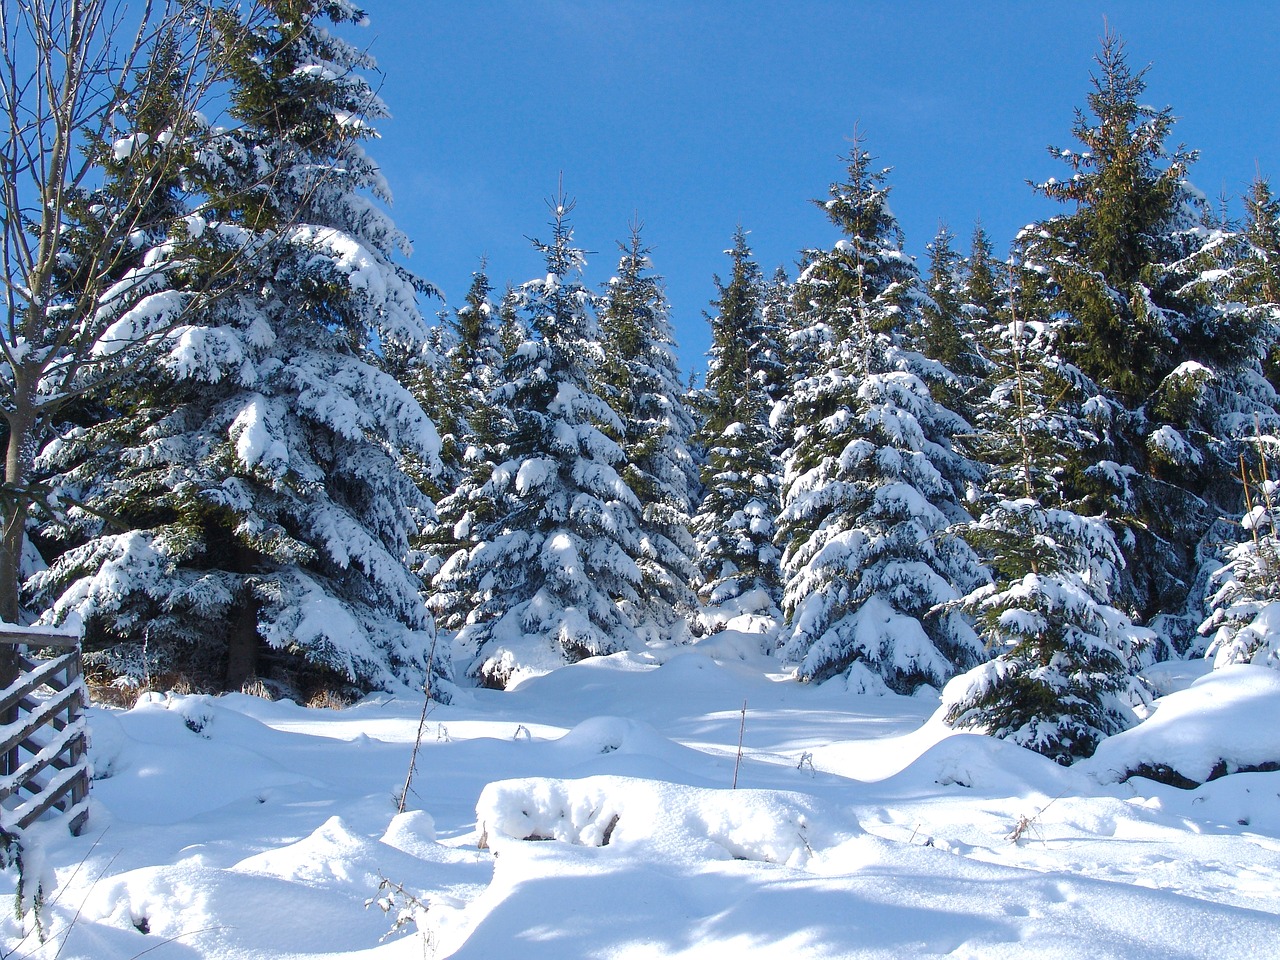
[2,827,45,943]
[1199,470,1280,670]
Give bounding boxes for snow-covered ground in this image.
[6,636,1280,959]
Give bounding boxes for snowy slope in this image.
[5,638,1279,958]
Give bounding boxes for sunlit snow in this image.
[6,640,1279,958]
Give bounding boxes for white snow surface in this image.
[1083,664,1280,784]
[6,640,1279,958]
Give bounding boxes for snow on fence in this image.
[0,627,89,835]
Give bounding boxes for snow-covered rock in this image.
[1083,664,1280,785]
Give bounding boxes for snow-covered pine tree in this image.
[0,2,244,645]
[448,269,508,459]
[776,140,986,693]
[597,226,700,641]
[964,251,1093,508]
[961,224,1003,336]
[1031,49,1195,405]
[690,228,784,628]
[922,227,970,384]
[942,258,1152,763]
[1023,32,1280,640]
[1170,175,1280,482]
[942,500,1150,762]
[414,268,509,630]
[453,194,644,688]
[1194,208,1280,668]
[750,266,791,411]
[922,226,988,395]
[759,266,796,460]
[30,0,448,697]
[496,285,527,361]
[1236,176,1280,393]
[1199,439,1280,670]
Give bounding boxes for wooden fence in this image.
[0,629,89,836]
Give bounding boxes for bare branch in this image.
[0,0,279,625]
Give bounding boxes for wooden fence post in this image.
[0,626,89,835]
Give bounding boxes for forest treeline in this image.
[5,1,1279,764]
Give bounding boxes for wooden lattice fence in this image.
[0,629,89,835]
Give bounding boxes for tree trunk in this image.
[224,543,260,690]
[0,403,33,627]
[225,595,260,691]
[0,403,33,776]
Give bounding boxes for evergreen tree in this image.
[415,268,508,630]
[496,285,527,361]
[962,224,1003,335]
[966,251,1101,507]
[30,0,447,697]
[1238,178,1280,393]
[776,141,986,693]
[1199,444,1280,670]
[749,266,791,410]
[0,1,264,641]
[1030,36,1199,408]
[1183,176,1280,438]
[690,229,783,625]
[921,226,977,384]
[698,228,767,434]
[943,260,1152,763]
[1021,32,1280,637]
[597,227,700,640]
[453,195,644,688]
[1177,178,1280,639]
[942,500,1151,763]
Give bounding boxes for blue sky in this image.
[358,1,1280,376]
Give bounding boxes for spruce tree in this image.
[942,501,1151,762]
[496,286,527,361]
[1199,443,1280,669]
[1193,178,1280,658]
[942,259,1152,763]
[776,141,986,693]
[415,267,508,630]
[453,195,644,688]
[1238,178,1280,393]
[597,227,700,640]
[31,0,447,696]
[922,226,978,384]
[1184,176,1280,436]
[690,229,784,626]
[962,224,1003,336]
[749,266,791,410]
[1030,34,1199,408]
[1022,32,1280,638]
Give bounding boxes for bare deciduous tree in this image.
[0,0,263,675]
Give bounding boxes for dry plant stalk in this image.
[732,699,747,789]
[1007,793,1063,845]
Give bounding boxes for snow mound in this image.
[1083,664,1280,785]
[512,713,738,787]
[87,695,324,822]
[690,625,778,663]
[381,809,438,858]
[551,714,673,759]
[888,730,1084,796]
[233,815,387,888]
[476,774,853,867]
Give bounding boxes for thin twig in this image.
[732,699,747,789]
[397,630,440,814]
